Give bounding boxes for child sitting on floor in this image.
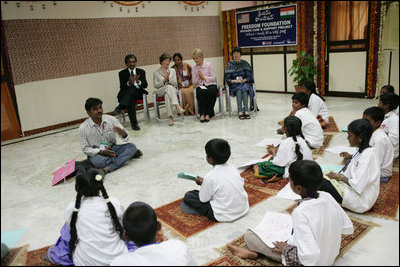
[229,160,353,265]
[45,168,133,265]
[321,119,380,213]
[363,107,394,182]
[380,85,398,115]
[279,92,323,149]
[110,201,197,266]
[254,116,313,182]
[182,138,249,222]
[298,80,329,129]
[378,92,399,159]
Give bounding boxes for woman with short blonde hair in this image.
[191,48,218,123]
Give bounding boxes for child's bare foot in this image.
[227,244,258,259]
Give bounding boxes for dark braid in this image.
[284,116,305,161]
[100,185,124,239]
[348,119,372,153]
[69,192,82,258]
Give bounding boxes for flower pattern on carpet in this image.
[312,134,333,156]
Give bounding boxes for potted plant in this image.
[288,51,317,91]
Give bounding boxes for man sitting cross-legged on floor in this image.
[79,97,142,174]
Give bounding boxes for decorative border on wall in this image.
[3,16,222,85]
[222,9,237,71]
[316,1,326,95]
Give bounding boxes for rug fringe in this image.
[158,220,187,241]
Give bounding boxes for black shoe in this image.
[133,149,143,158]
[200,119,205,123]
[204,119,209,122]
[131,124,140,131]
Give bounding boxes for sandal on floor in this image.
[238,113,245,120]
[244,113,251,119]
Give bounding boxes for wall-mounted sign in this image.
[236,4,297,48]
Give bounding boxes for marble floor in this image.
[1,92,399,266]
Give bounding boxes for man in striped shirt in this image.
[79,98,142,174]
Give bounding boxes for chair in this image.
[193,85,225,119]
[116,93,150,124]
[225,83,258,117]
[153,87,184,122]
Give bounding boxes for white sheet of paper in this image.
[237,156,272,169]
[248,212,293,248]
[199,86,207,90]
[325,146,357,155]
[255,138,282,147]
[276,183,300,200]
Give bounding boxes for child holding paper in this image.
[182,138,249,222]
[110,201,196,266]
[45,168,134,265]
[363,107,394,182]
[229,160,353,265]
[321,119,380,213]
[254,116,313,182]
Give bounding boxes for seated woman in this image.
[254,116,313,182]
[298,80,329,129]
[225,46,254,120]
[153,52,185,126]
[191,48,218,123]
[320,119,380,213]
[172,53,195,115]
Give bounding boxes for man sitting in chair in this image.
[114,54,148,131]
[80,98,143,174]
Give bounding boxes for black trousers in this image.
[183,190,217,221]
[319,178,343,203]
[196,85,218,117]
[118,90,142,125]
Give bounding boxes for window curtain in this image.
[329,1,369,41]
[382,1,399,50]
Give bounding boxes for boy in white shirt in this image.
[110,201,197,266]
[182,138,249,222]
[288,92,324,149]
[378,92,399,158]
[363,107,394,182]
[228,160,353,265]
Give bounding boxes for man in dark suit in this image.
[114,54,148,131]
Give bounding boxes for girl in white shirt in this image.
[322,119,380,213]
[254,116,313,182]
[111,201,197,266]
[46,168,132,266]
[228,160,353,265]
[301,80,329,128]
[363,107,394,182]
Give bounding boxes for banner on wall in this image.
[236,4,297,48]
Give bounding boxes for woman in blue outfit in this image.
[225,46,254,119]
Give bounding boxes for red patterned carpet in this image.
[324,116,340,133]
[366,171,399,219]
[205,215,376,266]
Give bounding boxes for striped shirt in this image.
[79,114,129,157]
[192,61,217,87]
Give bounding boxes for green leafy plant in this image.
[288,51,317,86]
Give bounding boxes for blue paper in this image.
[1,229,26,248]
[177,172,197,180]
[319,164,343,174]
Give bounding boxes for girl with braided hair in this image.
[253,116,313,182]
[321,119,380,213]
[45,167,134,265]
